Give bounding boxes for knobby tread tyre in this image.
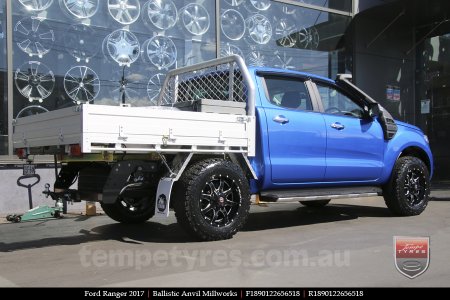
[173,159,251,241]
[383,156,430,216]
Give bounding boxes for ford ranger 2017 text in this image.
[13,56,433,241]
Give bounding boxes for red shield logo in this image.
[394,236,430,278]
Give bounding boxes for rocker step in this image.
[259,186,383,203]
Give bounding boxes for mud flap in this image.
[154,178,174,218]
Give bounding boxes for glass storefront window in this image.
[11,0,216,117]
[220,1,351,78]
[0,2,7,155]
[1,0,353,159]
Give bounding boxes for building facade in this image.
[0,0,353,159]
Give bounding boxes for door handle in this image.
[331,122,345,130]
[273,115,289,124]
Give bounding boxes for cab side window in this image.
[316,83,365,118]
[264,76,313,111]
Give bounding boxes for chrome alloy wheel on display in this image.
[18,0,54,11]
[298,27,320,49]
[221,9,246,41]
[246,14,272,45]
[180,3,210,36]
[64,66,100,104]
[146,0,178,30]
[59,0,99,19]
[147,73,165,105]
[14,17,54,58]
[108,0,141,25]
[275,18,297,48]
[144,35,177,70]
[105,29,140,67]
[15,61,55,102]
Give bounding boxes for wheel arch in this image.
[399,146,432,174]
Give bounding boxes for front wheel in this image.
[173,159,251,241]
[383,156,430,216]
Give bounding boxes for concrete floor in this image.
[0,190,449,287]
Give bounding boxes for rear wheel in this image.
[300,200,330,207]
[383,156,430,216]
[173,159,251,241]
[101,195,155,224]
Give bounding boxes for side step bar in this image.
[259,186,383,203]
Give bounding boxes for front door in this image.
[314,82,385,182]
[261,75,327,184]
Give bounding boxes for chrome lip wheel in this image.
[61,0,99,19]
[14,17,54,58]
[15,61,55,102]
[108,0,140,25]
[200,175,241,228]
[404,168,427,206]
[181,3,210,36]
[146,0,178,30]
[64,66,100,104]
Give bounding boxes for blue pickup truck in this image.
[13,56,433,241]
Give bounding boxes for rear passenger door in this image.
[261,75,327,184]
[313,81,385,182]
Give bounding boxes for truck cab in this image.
[249,68,432,212]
